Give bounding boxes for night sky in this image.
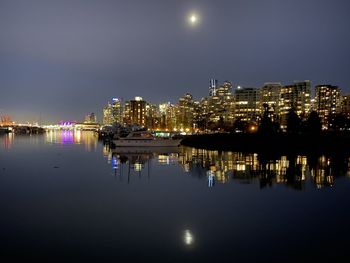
[1,0,349,123]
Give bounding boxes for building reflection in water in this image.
[179,147,350,190]
[103,144,350,190]
[109,146,350,190]
[207,170,215,188]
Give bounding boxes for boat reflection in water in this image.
[109,146,350,190]
[109,146,181,183]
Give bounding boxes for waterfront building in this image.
[279,81,311,128]
[315,85,341,129]
[196,80,235,130]
[260,82,281,121]
[145,102,160,130]
[216,81,235,123]
[84,113,97,124]
[103,105,111,125]
[103,98,123,125]
[124,96,147,127]
[176,93,194,131]
[234,87,261,123]
[159,102,177,131]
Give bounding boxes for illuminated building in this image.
[315,85,341,129]
[217,81,233,97]
[103,98,123,125]
[260,82,281,121]
[145,102,160,130]
[176,93,194,131]
[103,104,112,125]
[123,101,130,124]
[279,81,311,128]
[196,81,234,129]
[159,102,177,130]
[84,112,97,124]
[341,94,350,119]
[209,78,218,96]
[234,87,261,122]
[125,96,146,127]
[212,81,235,123]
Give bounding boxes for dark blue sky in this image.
[1,0,349,123]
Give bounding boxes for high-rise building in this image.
[315,85,341,129]
[102,98,123,125]
[103,105,112,125]
[234,87,261,122]
[176,93,194,131]
[159,102,177,130]
[84,113,97,123]
[197,81,235,128]
[341,95,350,119]
[125,96,146,127]
[260,82,281,121]
[216,81,232,97]
[209,78,218,96]
[145,102,160,130]
[279,81,311,128]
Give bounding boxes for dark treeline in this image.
[182,108,350,153]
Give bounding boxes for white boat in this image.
[113,131,182,147]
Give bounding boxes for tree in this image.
[259,103,275,134]
[330,113,348,131]
[232,119,248,133]
[305,111,322,134]
[287,108,301,134]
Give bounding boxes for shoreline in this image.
[180,132,350,155]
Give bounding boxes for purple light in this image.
[59,120,76,126]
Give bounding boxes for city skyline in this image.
[1,0,350,123]
[1,78,350,126]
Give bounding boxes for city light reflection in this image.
[177,147,349,190]
[45,130,97,150]
[1,133,13,150]
[106,147,350,189]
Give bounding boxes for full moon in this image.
[189,14,198,25]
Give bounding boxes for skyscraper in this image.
[145,102,160,130]
[279,81,311,128]
[177,93,194,131]
[125,96,146,127]
[234,87,261,123]
[159,102,177,131]
[84,113,97,123]
[341,95,350,119]
[205,81,234,123]
[315,85,341,129]
[260,82,281,121]
[209,78,218,96]
[102,98,123,125]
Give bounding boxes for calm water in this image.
[1,131,350,262]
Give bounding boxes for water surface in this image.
[0,131,350,262]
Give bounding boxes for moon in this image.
[190,15,197,23]
[188,13,199,25]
